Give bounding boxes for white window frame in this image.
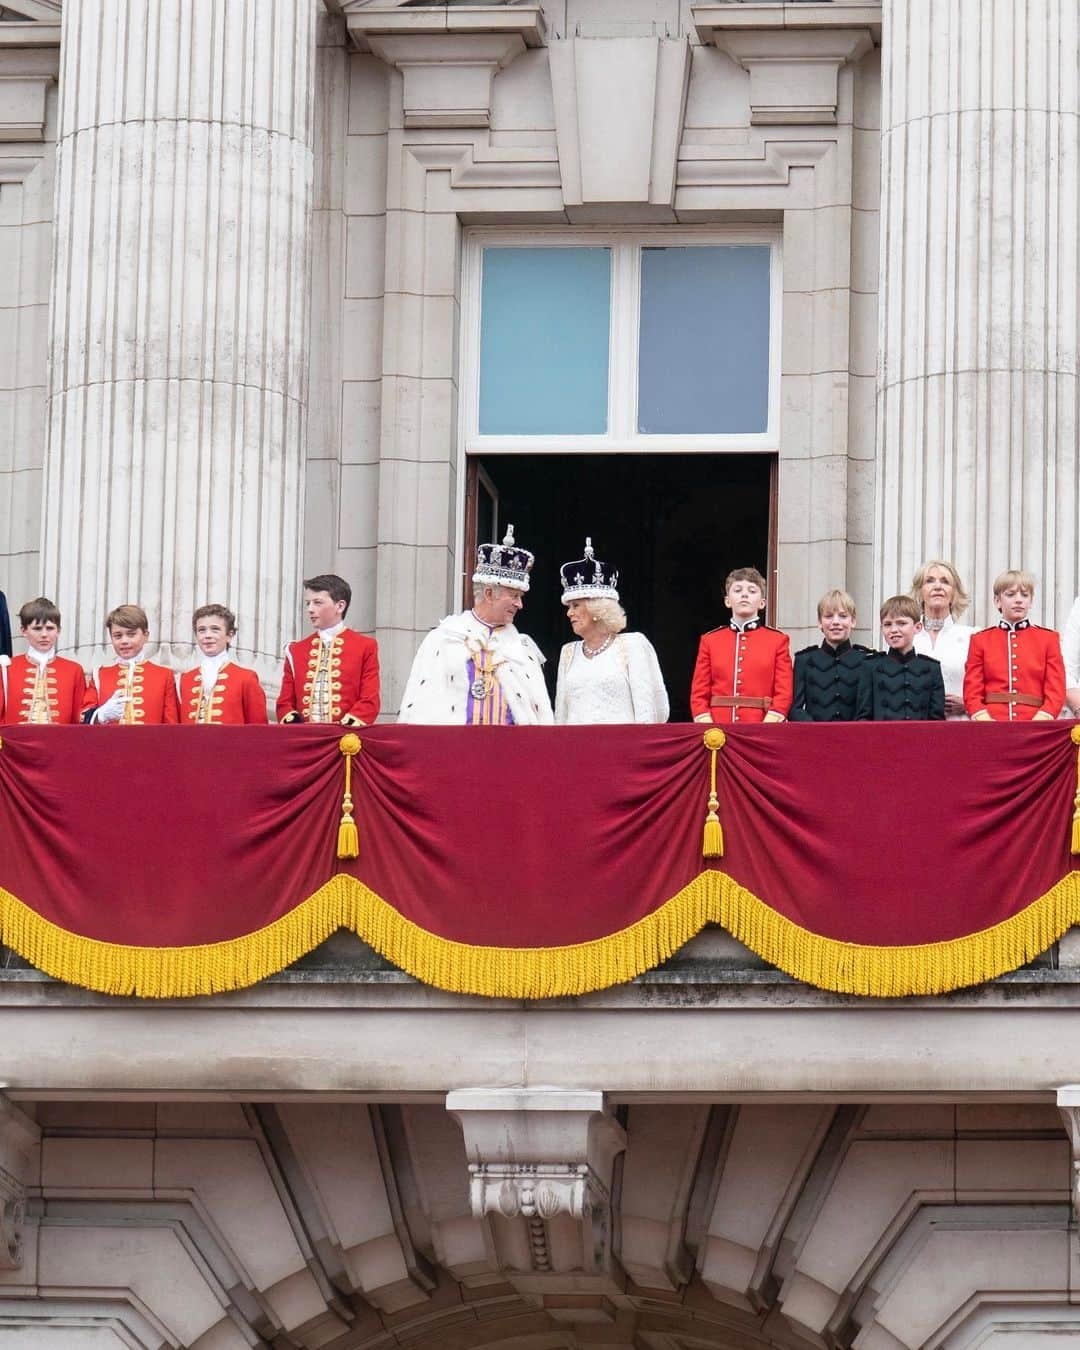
[459,224,783,455]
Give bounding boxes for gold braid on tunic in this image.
[118,663,144,725]
[303,637,342,724]
[189,668,229,724]
[24,664,53,724]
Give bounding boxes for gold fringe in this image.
[0,880,349,998]
[1071,726,1080,855]
[2,869,1079,1000]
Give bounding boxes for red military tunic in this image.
[83,660,181,724]
[179,662,268,725]
[963,622,1066,721]
[0,654,87,725]
[276,628,380,725]
[691,621,793,724]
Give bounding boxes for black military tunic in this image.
[855,647,945,721]
[790,639,873,722]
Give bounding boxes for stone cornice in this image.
[692,2,881,43]
[341,3,546,51]
[0,22,60,47]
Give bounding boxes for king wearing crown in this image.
[398,527,553,726]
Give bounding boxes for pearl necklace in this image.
[922,615,947,632]
[582,633,615,660]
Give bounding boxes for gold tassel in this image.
[702,728,726,858]
[1071,726,1080,855]
[337,733,362,859]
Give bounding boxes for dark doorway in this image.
[464,454,776,721]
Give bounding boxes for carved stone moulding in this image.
[1057,1086,1080,1227]
[448,1088,627,1276]
[692,4,878,127]
[0,73,52,140]
[0,1095,39,1271]
[549,35,691,207]
[342,3,546,129]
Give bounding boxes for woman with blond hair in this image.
[910,559,974,719]
[554,539,669,724]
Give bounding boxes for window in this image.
[478,247,611,435]
[461,228,781,452]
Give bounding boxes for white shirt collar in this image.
[319,622,345,644]
[26,647,55,667]
[199,651,231,683]
[116,654,144,666]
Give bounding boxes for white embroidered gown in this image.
[555,632,670,725]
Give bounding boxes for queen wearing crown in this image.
[554,540,669,725]
[397,527,553,725]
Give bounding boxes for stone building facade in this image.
[2,1,1080,1347]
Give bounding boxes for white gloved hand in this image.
[95,689,127,724]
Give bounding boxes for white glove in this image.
[95,689,127,724]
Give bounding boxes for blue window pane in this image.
[479,248,610,435]
[638,246,771,434]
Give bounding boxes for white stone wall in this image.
[0,45,56,621]
[303,15,390,639]
[877,0,1080,629]
[849,46,881,636]
[315,3,883,711]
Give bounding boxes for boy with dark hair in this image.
[690,566,792,724]
[963,570,1065,721]
[179,604,268,724]
[0,597,87,724]
[276,574,380,726]
[856,595,945,721]
[83,604,180,725]
[790,589,873,722]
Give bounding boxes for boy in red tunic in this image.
[0,596,87,724]
[691,567,793,725]
[83,604,180,725]
[963,569,1065,722]
[276,574,380,726]
[179,604,268,725]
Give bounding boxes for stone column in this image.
[41,0,315,677]
[876,0,1080,624]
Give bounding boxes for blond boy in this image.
[963,571,1065,721]
[790,590,873,722]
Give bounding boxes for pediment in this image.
[0,1,61,49]
[0,1,61,20]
